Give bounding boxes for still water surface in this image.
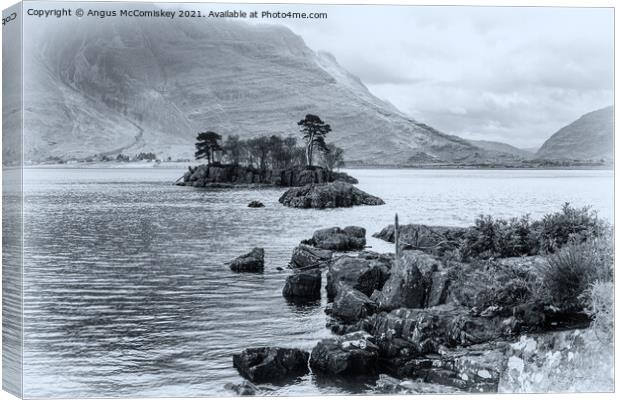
[21,168,613,397]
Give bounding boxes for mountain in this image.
[468,140,534,159]
[535,106,614,161]
[21,16,509,166]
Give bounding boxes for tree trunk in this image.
[305,133,315,167]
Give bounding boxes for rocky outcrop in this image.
[278,166,332,187]
[179,164,274,187]
[179,165,359,188]
[282,269,322,300]
[330,286,378,323]
[396,341,510,392]
[373,224,467,256]
[279,182,385,209]
[289,244,333,270]
[233,347,310,384]
[304,226,366,251]
[326,255,391,300]
[368,306,512,356]
[310,331,380,376]
[498,329,614,393]
[248,201,265,208]
[228,248,265,272]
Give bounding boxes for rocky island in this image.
[176,118,385,209]
[231,204,613,394]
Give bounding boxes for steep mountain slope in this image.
[24,17,501,165]
[536,106,614,161]
[469,140,534,159]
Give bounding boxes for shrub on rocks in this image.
[448,257,544,313]
[539,235,613,311]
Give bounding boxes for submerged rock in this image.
[282,269,322,300]
[248,201,265,208]
[310,331,380,376]
[278,182,385,209]
[229,248,265,272]
[290,244,333,270]
[224,381,259,396]
[233,347,310,384]
[306,226,366,251]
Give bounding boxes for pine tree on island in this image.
[297,114,331,168]
[195,131,223,165]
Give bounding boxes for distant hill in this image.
[468,140,534,159]
[536,106,614,162]
[19,16,527,166]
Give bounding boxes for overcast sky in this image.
[229,4,613,149]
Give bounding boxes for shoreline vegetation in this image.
[229,204,613,394]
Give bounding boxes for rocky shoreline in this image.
[227,206,613,395]
[176,164,358,188]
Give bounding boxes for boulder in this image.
[289,244,333,270]
[375,251,428,310]
[224,381,259,396]
[307,226,366,251]
[373,224,467,256]
[233,347,310,384]
[310,331,380,376]
[331,286,378,323]
[326,255,390,300]
[248,201,265,208]
[229,248,265,272]
[278,182,385,209]
[282,269,321,300]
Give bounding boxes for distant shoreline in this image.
[19,162,614,171]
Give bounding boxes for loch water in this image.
[20,168,613,397]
